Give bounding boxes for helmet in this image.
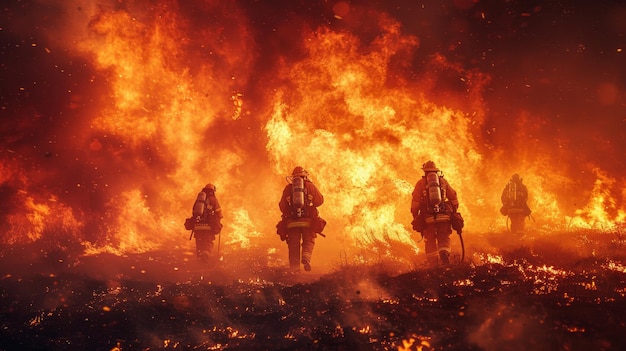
[292,166,309,178]
[422,161,439,172]
[203,183,216,192]
[511,174,521,182]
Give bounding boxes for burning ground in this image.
[1,0,626,350]
[1,230,626,350]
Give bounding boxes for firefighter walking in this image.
[500,174,531,234]
[277,166,325,272]
[411,161,460,267]
[189,183,223,265]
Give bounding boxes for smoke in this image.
[466,298,552,351]
[1,0,625,261]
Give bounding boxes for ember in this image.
[2,229,625,350]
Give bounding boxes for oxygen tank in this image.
[292,176,305,217]
[509,182,517,201]
[192,191,207,218]
[426,172,442,213]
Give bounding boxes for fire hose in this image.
[458,231,465,262]
[216,231,221,262]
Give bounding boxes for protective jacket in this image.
[411,176,459,223]
[279,179,324,219]
[196,188,223,234]
[501,179,529,211]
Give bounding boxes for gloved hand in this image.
[280,234,287,241]
[411,216,424,232]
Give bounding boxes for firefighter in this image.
[277,166,325,272]
[411,161,459,266]
[190,183,223,264]
[500,174,531,234]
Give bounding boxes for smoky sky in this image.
[5,0,623,156]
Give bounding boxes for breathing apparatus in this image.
[426,172,443,213]
[507,181,517,206]
[192,191,207,219]
[291,176,306,217]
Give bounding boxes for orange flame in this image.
[2,1,625,261]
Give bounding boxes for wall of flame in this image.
[1,0,625,257]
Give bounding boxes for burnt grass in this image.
[1,233,626,351]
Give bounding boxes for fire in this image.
[1,1,625,261]
[72,2,262,254]
[264,24,485,252]
[567,169,626,229]
[83,189,175,255]
[397,337,431,351]
[17,194,51,243]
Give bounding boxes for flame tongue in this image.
[266,23,485,248]
[1,1,624,256]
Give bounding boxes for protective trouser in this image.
[286,228,316,270]
[194,230,216,259]
[422,221,452,266]
[508,212,526,234]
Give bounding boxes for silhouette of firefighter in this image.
[276,166,325,272]
[185,183,223,264]
[411,161,461,266]
[500,174,531,234]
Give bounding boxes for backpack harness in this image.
[421,172,451,223]
[192,191,216,231]
[504,181,520,207]
[290,176,309,218]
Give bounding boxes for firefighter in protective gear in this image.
[191,183,223,264]
[411,161,459,266]
[278,166,324,272]
[500,174,531,234]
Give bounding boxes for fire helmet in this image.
[203,183,217,192]
[511,174,521,182]
[422,161,439,172]
[292,166,309,178]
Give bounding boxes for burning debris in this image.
[1,231,626,350]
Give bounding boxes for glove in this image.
[280,234,287,241]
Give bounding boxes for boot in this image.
[301,258,311,271]
[197,250,210,263]
[439,251,450,266]
[301,251,312,271]
[289,265,301,273]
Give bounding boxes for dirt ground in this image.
[1,230,625,351]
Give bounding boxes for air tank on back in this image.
[292,176,305,217]
[508,181,517,204]
[192,191,207,218]
[426,172,442,213]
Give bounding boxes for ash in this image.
[1,232,625,351]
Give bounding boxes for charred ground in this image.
[1,230,625,351]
